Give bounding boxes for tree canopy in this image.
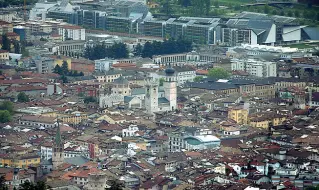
[193,76,203,82]
[208,68,230,79]
[53,61,84,77]
[141,38,192,58]
[18,180,50,190]
[84,96,97,104]
[0,101,14,114]
[17,92,30,102]
[1,34,10,51]
[0,101,14,123]
[84,42,129,60]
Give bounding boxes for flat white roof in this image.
[195,135,220,142]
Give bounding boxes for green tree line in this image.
[84,42,129,60]
[137,38,192,58]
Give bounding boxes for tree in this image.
[159,78,165,86]
[0,110,12,123]
[60,75,68,83]
[271,9,277,15]
[39,37,48,42]
[106,180,124,190]
[208,68,230,79]
[1,34,10,51]
[193,76,203,82]
[61,61,69,75]
[306,185,319,190]
[294,10,300,17]
[133,43,143,57]
[53,64,63,75]
[287,10,293,17]
[179,0,191,7]
[263,5,270,14]
[17,92,30,102]
[141,41,153,58]
[84,96,97,104]
[79,71,84,76]
[107,43,129,59]
[14,40,21,54]
[204,0,211,16]
[18,180,50,190]
[212,0,219,8]
[0,101,14,114]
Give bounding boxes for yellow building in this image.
[50,55,72,70]
[58,111,88,124]
[249,113,287,129]
[7,32,20,41]
[228,107,248,125]
[250,118,270,129]
[0,154,41,168]
[0,49,9,60]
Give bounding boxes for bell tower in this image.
[144,77,158,114]
[163,67,177,111]
[52,118,64,170]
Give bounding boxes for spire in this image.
[55,117,62,146]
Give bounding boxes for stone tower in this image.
[163,67,177,111]
[84,172,107,190]
[144,77,158,114]
[52,119,64,170]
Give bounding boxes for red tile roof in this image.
[0,79,47,85]
[6,85,46,92]
[0,49,8,53]
[6,32,19,37]
[196,69,208,75]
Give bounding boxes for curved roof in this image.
[165,67,175,76]
[241,44,298,53]
[185,135,220,145]
[114,76,129,85]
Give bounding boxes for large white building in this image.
[95,59,116,72]
[145,67,177,113]
[150,67,196,86]
[58,25,85,41]
[231,58,277,77]
[99,67,177,114]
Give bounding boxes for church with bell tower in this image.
[144,67,177,114]
[52,119,64,170]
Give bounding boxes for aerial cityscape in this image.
[0,0,318,189]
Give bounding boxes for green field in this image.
[284,42,319,49]
[152,0,319,26]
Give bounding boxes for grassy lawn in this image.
[217,0,254,4]
[284,42,319,49]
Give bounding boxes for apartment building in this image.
[231,59,277,77]
[58,25,85,41]
[0,50,9,60]
[0,21,13,35]
[228,106,248,125]
[0,11,14,22]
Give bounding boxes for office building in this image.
[231,58,277,78]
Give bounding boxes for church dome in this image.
[114,76,129,85]
[165,67,175,76]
